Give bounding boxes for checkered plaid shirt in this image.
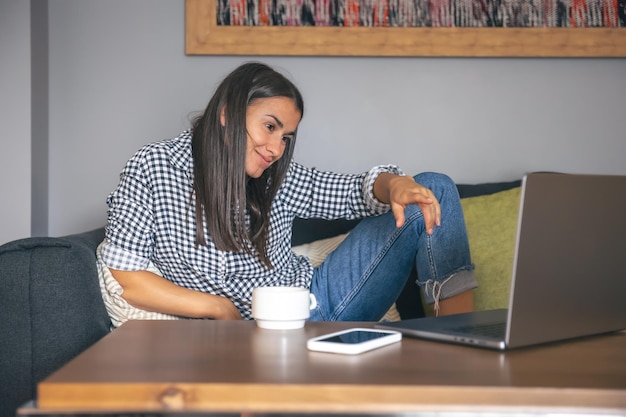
[102,130,402,318]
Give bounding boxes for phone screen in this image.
[316,330,394,344]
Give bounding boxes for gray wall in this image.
[1,0,32,244]
[2,0,626,243]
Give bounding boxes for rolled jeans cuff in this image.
[419,268,478,305]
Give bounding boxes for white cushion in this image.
[292,233,349,267]
[97,242,181,328]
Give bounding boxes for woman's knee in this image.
[412,172,457,197]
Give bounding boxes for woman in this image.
[100,62,476,324]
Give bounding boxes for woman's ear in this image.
[219,106,226,127]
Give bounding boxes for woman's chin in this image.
[246,168,265,179]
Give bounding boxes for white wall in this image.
[0,0,32,244]
[5,0,626,241]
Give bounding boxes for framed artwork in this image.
[185,0,626,57]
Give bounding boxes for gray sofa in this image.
[0,228,110,417]
[0,180,520,417]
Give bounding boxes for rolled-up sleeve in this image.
[103,151,155,271]
[281,162,404,220]
[361,164,405,214]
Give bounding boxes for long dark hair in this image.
[191,62,304,269]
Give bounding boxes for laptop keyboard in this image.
[449,322,506,338]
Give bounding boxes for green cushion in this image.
[461,187,521,311]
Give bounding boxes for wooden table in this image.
[26,320,626,416]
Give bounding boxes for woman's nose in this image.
[265,136,284,157]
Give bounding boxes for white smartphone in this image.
[306,328,402,355]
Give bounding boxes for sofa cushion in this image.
[292,218,359,246]
[461,186,521,311]
[291,233,349,267]
[0,229,110,417]
[97,243,184,328]
[457,179,522,199]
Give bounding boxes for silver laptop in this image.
[377,172,626,350]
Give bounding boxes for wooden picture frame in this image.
[185,0,626,57]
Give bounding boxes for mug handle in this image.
[309,293,318,310]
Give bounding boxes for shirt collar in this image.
[168,130,194,175]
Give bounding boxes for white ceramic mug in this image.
[251,286,317,330]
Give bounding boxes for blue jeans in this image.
[308,172,476,321]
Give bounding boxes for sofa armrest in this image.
[0,228,110,417]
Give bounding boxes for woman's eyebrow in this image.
[267,114,283,128]
[267,114,296,136]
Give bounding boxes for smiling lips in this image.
[257,150,273,168]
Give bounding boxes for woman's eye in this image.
[266,124,275,132]
[282,136,292,143]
